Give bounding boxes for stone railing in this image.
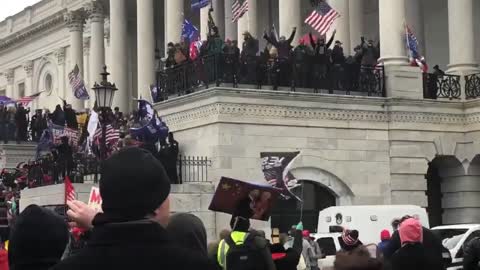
[465,73,480,100]
[423,73,461,100]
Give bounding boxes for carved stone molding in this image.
[64,10,86,32]
[23,61,34,77]
[4,69,14,85]
[55,47,66,65]
[84,1,104,23]
[0,12,65,51]
[83,37,91,56]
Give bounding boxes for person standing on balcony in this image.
[166,42,177,69]
[360,37,380,67]
[0,104,8,144]
[263,26,297,88]
[310,30,336,93]
[331,40,346,91]
[241,31,259,84]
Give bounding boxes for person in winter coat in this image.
[360,37,380,67]
[51,105,65,127]
[167,213,208,257]
[270,223,303,270]
[9,204,69,270]
[14,104,29,142]
[339,229,363,252]
[52,148,215,270]
[334,246,383,270]
[390,218,432,270]
[310,30,336,92]
[384,216,444,270]
[378,229,391,254]
[463,236,480,270]
[63,101,78,129]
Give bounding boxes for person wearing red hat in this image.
[301,230,322,270]
[378,229,391,254]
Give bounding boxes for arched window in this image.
[45,73,53,92]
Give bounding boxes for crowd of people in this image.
[2,146,479,270]
[160,22,382,97]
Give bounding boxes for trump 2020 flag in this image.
[129,99,169,143]
[68,64,90,100]
[191,0,209,10]
[181,19,199,42]
[260,151,301,200]
[209,177,279,221]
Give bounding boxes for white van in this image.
[317,205,430,245]
[431,224,480,270]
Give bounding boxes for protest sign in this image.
[260,151,301,200]
[51,124,79,146]
[209,177,279,221]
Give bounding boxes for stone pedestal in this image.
[384,65,423,99]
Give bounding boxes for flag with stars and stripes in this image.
[68,64,90,100]
[305,0,340,36]
[232,0,248,23]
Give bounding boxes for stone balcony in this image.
[0,143,37,169]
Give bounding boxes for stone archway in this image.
[270,167,354,233]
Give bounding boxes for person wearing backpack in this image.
[216,215,276,270]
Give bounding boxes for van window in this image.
[464,230,480,247]
[317,237,337,256]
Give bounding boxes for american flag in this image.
[406,25,420,59]
[17,92,42,107]
[68,64,90,100]
[64,176,76,203]
[232,0,248,23]
[305,1,340,36]
[93,124,120,146]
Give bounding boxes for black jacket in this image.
[391,243,432,270]
[52,220,215,270]
[270,229,303,270]
[463,237,480,270]
[385,227,445,270]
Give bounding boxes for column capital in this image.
[23,61,34,77]
[83,37,91,56]
[64,10,85,32]
[55,47,66,65]
[84,1,105,23]
[4,69,14,85]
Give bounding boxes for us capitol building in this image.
[3,0,480,237]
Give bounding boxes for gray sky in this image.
[0,0,41,22]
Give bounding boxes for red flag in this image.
[65,176,76,203]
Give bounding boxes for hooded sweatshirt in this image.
[167,213,208,257]
[391,218,431,270]
[8,204,69,270]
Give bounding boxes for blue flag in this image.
[191,0,209,10]
[130,100,169,143]
[181,19,199,42]
[68,64,90,100]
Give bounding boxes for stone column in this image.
[110,0,130,111]
[23,61,34,96]
[329,0,350,54]
[137,0,156,100]
[55,47,66,101]
[85,1,106,86]
[224,0,237,40]
[165,0,184,45]
[349,0,364,53]
[83,37,91,107]
[379,0,408,66]
[200,7,209,40]
[64,10,85,109]
[212,0,225,38]
[278,0,301,46]
[405,0,425,58]
[237,16,248,48]
[4,69,14,98]
[447,0,478,74]
[247,0,258,38]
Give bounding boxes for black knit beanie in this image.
[97,147,171,223]
[9,205,69,269]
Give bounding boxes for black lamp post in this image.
[92,66,117,160]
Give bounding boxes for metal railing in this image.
[177,155,212,183]
[155,53,386,101]
[423,73,461,100]
[465,73,480,99]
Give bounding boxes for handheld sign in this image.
[88,187,103,211]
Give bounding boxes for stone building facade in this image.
[4,0,480,233]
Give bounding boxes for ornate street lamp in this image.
[92,66,117,160]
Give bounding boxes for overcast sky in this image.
[0,0,41,22]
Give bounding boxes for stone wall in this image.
[156,87,480,224]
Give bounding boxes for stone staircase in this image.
[0,143,37,169]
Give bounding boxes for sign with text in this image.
[88,187,102,211]
[51,124,79,146]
